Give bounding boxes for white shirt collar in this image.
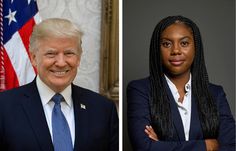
[164,74,191,102]
[165,74,192,141]
[36,76,72,107]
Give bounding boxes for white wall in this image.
[37,0,102,92]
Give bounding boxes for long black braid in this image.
[149,15,219,140]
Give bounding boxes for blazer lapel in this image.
[189,97,204,140]
[164,79,204,140]
[72,85,89,151]
[21,81,54,151]
[164,82,186,141]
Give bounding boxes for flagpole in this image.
[0,0,6,91]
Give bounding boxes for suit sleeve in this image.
[214,86,235,151]
[127,81,206,151]
[109,102,119,151]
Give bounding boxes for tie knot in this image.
[52,93,63,105]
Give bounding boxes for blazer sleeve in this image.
[127,80,206,151]
[213,85,235,151]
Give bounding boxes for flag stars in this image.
[5,9,17,25]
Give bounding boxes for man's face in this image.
[160,23,195,78]
[30,37,81,92]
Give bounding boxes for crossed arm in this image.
[144,125,219,151]
[127,80,235,151]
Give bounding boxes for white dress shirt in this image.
[165,75,192,140]
[36,76,75,146]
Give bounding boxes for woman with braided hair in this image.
[127,16,235,151]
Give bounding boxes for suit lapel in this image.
[189,97,204,140]
[21,80,54,151]
[164,79,204,140]
[72,85,89,151]
[164,82,186,141]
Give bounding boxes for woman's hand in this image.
[144,125,159,141]
[145,125,219,151]
[205,139,219,151]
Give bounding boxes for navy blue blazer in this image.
[0,80,118,151]
[127,77,235,151]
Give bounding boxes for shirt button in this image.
[185,85,189,91]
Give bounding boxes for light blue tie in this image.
[52,93,73,151]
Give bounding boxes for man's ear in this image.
[29,51,37,67]
[77,53,82,67]
[77,58,80,67]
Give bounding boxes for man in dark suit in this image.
[0,18,118,151]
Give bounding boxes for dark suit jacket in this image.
[127,77,235,151]
[0,80,118,151]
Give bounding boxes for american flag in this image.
[1,0,40,91]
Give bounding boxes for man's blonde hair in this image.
[29,18,83,55]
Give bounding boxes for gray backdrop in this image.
[123,0,235,150]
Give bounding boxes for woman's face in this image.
[160,23,195,78]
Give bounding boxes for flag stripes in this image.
[1,0,39,91]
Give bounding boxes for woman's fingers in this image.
[145,125,159,141]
